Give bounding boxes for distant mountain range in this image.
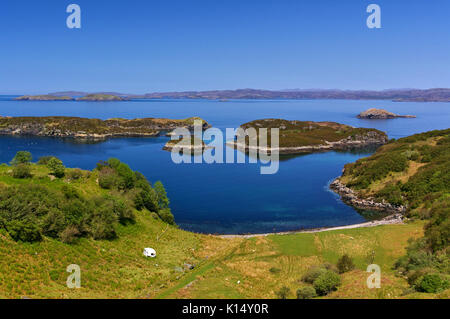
[45,88,450,102]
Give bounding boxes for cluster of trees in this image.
[275,254,355,299]
[0,182,133,243]
[96,158,174,225]
[0,152,175,243]
[10,151,66,179]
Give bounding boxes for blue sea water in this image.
[0,96,449,234]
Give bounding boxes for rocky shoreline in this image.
[227,131,387,154]
[0,116,210,140]
[330,178,406,214]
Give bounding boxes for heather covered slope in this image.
[228,119,387,153]
[332,128,450,294]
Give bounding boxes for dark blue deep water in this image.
[1,96,449,234]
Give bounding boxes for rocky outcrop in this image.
[162,141,212,153]
[357,108,416,119]
[0,116,210,140]
[330,179,406,214]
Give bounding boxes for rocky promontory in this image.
[330,179,406,214]
[357,108,416,119]
[227,119,388,154]
[0,116,210,140]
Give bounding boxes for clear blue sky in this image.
[1,0,449,94]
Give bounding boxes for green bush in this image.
[269,267,281,274]
[417,274,449,293]
[296,286,317,299]
[158,208,175,225]
[313,271,341,296]
[6,220,42,242]
[154,181,170,209]
[301,266,329,284]
[12,163,32,178]
[337,254,355,274]
[275,286,291,299]
[67,168,84,180]
[47,157,65,178]
[37,156,56,165]
[59,225,80,244]
[10,151,32,165]
[134,188,158,212]
[98,167,118,189]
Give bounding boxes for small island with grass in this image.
[227,119,388,154]
[163,136,211,153]
[76,94,127,101]
[0,116,210,140]
[14,95,74,101]
[357,108,416,119]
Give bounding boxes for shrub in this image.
[98,167,118,189]
[60,225,81,244]
[134,188,159,212]
[337,254,355,274]
[89,207,118,240]
[158,208,175,225]
[269,267,281,274]
[10,151,32,165]
[301,266,328,284]
[313,271,341,296]
[37,156,56,165]
[6,220,42,242]
[12,163,32,178]
[154,181,170,209]
[275,286,291,299]
[47,157,65,178]
[296,286,317,299]
[67,168,84,180]
[416,274,449,293]
[108,197,135,224]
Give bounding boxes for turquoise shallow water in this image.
[0,96,449,234]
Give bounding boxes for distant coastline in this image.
[12,88,450,102]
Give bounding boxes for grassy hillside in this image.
[0,150,447,299]
[339,128,450,215]
[336,129,450,295]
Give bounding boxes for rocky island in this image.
[163,136,211,153]
[0,116,210,140]
[14,95,74,101]
[227,119,388,154]
[357,108,416,119]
